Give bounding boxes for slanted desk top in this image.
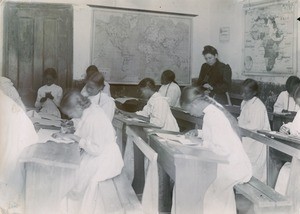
[20,141,80,169]
[146,129,228,214]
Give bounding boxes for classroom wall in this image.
[207,0,300,85]
[0,0,298,85]
[0,0,210,82]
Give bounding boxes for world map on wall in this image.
[91,8,193,84]
[244,1,296,75]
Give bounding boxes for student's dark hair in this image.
[292,83,300,101]
[161,70,176,84]
[242,78,259,96]
[138,78,156,91]
[181,86,241,138]
[44,68,57,79]
[87,72,105,89]
[180,86,203,106]
[60,90,91,113]
[202,45,218,56]
[286,76,300,94]
[86,65,99,80]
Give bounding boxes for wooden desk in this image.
[112,113,159,156]
[147,131,228,214]
[112,113,159,195]
[171,107,203,131]
[240,128,300,213]
[20,141,80,214]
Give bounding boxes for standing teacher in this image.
[197,45,232,104]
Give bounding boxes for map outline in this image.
[90,6,195,85]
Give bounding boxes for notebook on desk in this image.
[257,130,300,145]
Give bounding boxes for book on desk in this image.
[257,130,300,145]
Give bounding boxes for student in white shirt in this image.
[0,90,38,213]
[158,70,181,107]
[136,78,179,132]
[180,86,252,214]
[52,91,123,213]
[275,84,300,195]
[35,68,63,117]
[82,71,115,121]
[238,79,270,182]
[81,65,111,97]
[273,76,300,113]
[279,83,300,136]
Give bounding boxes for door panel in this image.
[3,3,73,107]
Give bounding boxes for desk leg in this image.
[158,164,172,212]
[286,157,300,213]
[173,157,217,214]
[25,163,75,214]
[267,147,291,188]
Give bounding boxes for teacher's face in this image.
[204,53,217,66]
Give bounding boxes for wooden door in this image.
[3,3,73,106]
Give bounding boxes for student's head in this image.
[138,78,156,99]
[181,85,241,138]
[161,70,175,85]
[202,45,218,66]
[293,84,300,106]
[85,72,105,96]
[180,86,212,117]
[43,68,57,86]
[85,65,99,80]
[241,78,259,101]
[285,76,300,95]
[60,90,91,119]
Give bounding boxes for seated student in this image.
[0,90,38,213]
[82,72,115,121]
[81,65,111,97]
[180,86,252,214]
[273,76,300,113]
[0,76,26,110]
[238,78,270,182]
[35,68,63,117]
[52,91,123,213]
[275,83,300,195]
[135,78,179,132]
[280,83,300,136]
[158,70,181,107]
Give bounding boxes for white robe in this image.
[158,82,181,107]
[83,91,115,121]
[136,92,179,132]
[35,84,63,118]
[0,77,26,110]
[68,104,123,213]
[202,104,252,214]
[275,110,300,195]
[238,97,270,182]
[0,90,38,212]
[273,91,300,113]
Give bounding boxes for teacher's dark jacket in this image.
[197,59,232,104]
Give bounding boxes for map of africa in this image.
[244,1,296,75]
[91,8,192,84]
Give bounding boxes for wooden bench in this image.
[95,126,159,214]
[235,176,292,214]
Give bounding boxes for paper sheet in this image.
[156,133,200,146]
[37,129,74,144]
